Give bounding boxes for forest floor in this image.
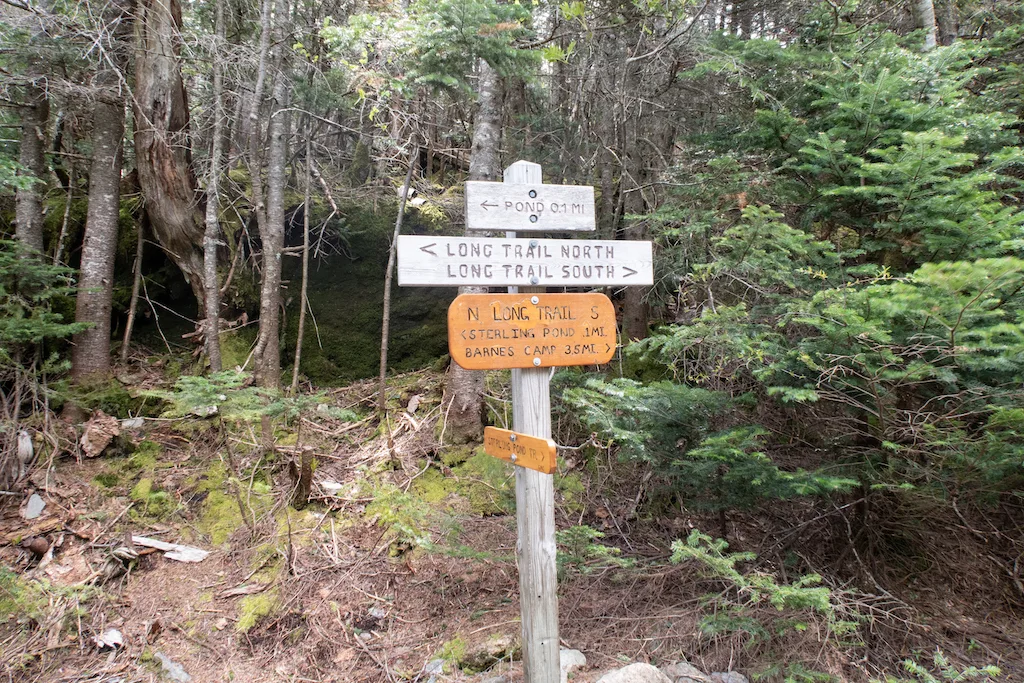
[2,365,1023,683]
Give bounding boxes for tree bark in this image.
[120,223,145,364]
[442,59,502,445]
[292,137,313,393]
[247,0,273,236]
[133,0,206,304]
[72,94,125,381]
[203,0,226,373]
[14,84,49,255]
[378,141,419,415]
[937,0,958,46]
[912,0,938,51]
[253,76,290,389]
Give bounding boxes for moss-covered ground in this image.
[280,200,451,385]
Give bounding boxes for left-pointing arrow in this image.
[481,201,499,211]
[420,243,437,256]
[461,329,467,340]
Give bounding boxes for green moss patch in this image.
[279,201,450,385]
[129,478,177,520]
[94,440,163,492]
[450,452,514,516]
[196,461,272,547]
[0,569,45,624]
[236,589,280,633]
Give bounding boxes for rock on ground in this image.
[710,674,749,683]
[661,661,712,683]
[596,663,673,683]
[560,648,587,683]
[461,633,519,672]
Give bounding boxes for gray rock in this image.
[710,674,748,683]
[478,677,510,683]
[596,663,673,683]
[461,633,520,672]
[154,652,191,682]
[662,661,711,683]
[23,493,45,520]
[561,648,587,683]
[424,658,445,683]
[121,417,145,430]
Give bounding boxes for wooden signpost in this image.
[397,160,653,683]
[448,293,616,370]
[483,426,557,474]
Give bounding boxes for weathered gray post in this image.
[505,160,560,683]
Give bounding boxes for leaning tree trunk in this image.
[133,0,206,305]
[14,84,49,255]
[72,92,125,381]
[442,59,502,445]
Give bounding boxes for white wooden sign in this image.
[466,181,595,232]
[396,235,653,287]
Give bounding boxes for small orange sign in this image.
[483,427,557,474]
[448,293,616,370]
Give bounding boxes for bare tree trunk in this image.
[120,224,145,364]
[53,163,76,265]
[937,0,958,45]
[253,75,290,389]
[291,137,312,393]
[247,0,273,236]
[620,67,650,341]
[14,84,49,254]
[133,0,206,304]
[72,94,125,381]
[912,0,938,51]
[442,59,502,445]
[203,0,226,373]
[378,141,419,416]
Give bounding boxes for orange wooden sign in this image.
[448,293,616,370]
[483,427,557,474]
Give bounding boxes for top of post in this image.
[504,160,542,184]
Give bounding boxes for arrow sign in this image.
[483,427,557,474]
[397,235,653,287]
[466,181,595,232]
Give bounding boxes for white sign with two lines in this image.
[396,235,653,287]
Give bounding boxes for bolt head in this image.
[528,189,537,198]
[509,433,517,442]
[530,276,539,285]
[533,357,541,366]
[529,215,538,223]
[530,296,539,304]
[510,454,518,462]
